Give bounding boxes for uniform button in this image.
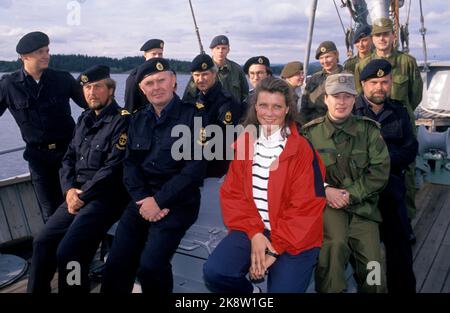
[337,154,341,157]
[96,144,100,149]
[84,138,87,141]
[151,161,155,166]
[80,156,84,160]
[136,144,140,148]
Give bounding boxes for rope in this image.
[333,0,347,36]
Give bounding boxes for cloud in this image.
[0,0,448,63]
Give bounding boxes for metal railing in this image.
[0,146,25,156]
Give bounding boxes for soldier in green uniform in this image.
[183,35,249,105]
[343,25,373,73]
[300,41,344,125]
[303,73,390,293]
[354,17,423,231]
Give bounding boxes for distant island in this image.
[0,54,286,75]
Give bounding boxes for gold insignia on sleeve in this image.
[201,62,208,70]
[258,57,263,64]
[80,75,89,83]
[377,69,384,77]
[115,133,128,150]
[195,102,205,109]
[156,62,164,71]
[320,47,327,53]
[224,111,232,124]
[196,127,209,146]
[121,109,130,116]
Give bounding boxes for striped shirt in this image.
[252,128,287,230]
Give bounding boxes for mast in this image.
[188,0,205,54]
[303,0,319,84]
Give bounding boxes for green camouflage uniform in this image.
[300,65,344,125]
[355,50,423,219]
[303,114,390,293]
[183,58,249,105]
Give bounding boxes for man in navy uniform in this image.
[124,38,164,113]
[190,53,241,178]
[353,59,417,293]
[0,31,87,222]
[242,55,272,116]
[27,65,130,293]
[101,58,206,294]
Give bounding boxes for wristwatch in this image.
[265,248,280,258]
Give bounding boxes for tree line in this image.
[0,54,287,74]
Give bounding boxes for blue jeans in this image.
[203,230,320,293]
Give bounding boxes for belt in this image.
[31,142,68,150]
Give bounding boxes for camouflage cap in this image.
[325,73,357,95]
[315,41,337,59]
[280,61,304,78]
[371,17,393,35]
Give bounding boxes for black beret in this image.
[136,58,171,83]
[209,35,229,49]
[243,56,271,75]
[190,54,215,72]
[315,41,337,59]
[140,39,164,52]
[360,59,392,81]
[353,25,372,44]
[16,31,49,54]
[77,65,110,86]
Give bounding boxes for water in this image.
[0,72,191,180]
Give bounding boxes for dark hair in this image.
[243,76,297,138]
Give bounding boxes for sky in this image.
[0,0,449,65]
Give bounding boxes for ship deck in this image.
[1,181,449,293]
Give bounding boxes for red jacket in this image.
[220,123,326,255]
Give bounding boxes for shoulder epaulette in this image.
[302,116,326,129]
[356,115,381,128]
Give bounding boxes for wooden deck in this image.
[1,182,449,293]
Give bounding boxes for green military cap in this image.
[325,73,357,95]
[315,41,337,59]
[280,61,304,79]
[371,17,393,35]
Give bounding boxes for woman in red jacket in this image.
[203,77,326,293]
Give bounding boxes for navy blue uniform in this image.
[354,95,417,293]
[0,68,87,221]
[194,80,241,178]
[102,94,206,294]
[27,100,130,293]
[124,67,147,113]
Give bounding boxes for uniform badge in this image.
[121,109,130,116]
[160,42,164,48]
[195,102,204,109]
[116,133,128,150]
[258,57,264,64]
[80,75,89,83]
[224,111,232,124]
[201,62,208,70]
[377,69,384,77]
[156,62,164,71]
[320,47,327,53]
[196,127,209,146]
[338,76,347,83]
